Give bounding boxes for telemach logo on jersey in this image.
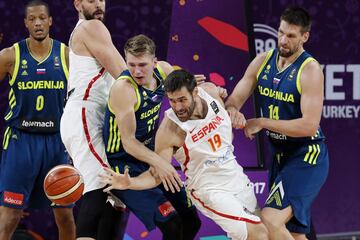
[21,119,56,131]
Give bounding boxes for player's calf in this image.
[246,222,269,240]
[0,207,23,239]
[53,207,76,240]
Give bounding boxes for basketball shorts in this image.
[61,102,109,194]
[0,127,71,209]
[265,140,329,234]
[189,179,260,240]
[110,158,194,231]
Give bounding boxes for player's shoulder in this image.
[0,45,16,65]
[110,78,137,100]
[157,61,173,76]
[112,77,135,91]
[302,58,321,71]
[157,114,184,144]
[198,82,218,95]
[198,82,223,102]
[80,19,109,36]
[109,79,138,108]
[254,51,271,64]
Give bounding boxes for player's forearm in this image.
[128,171,161,190]
[259,117,319,137]
[122,138,163,166]
[225,95,246,111]
[225,88,252,112]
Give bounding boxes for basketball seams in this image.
[43,164,84,205]
[44,173,80,190]
[45,176,84,200]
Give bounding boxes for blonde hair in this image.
[124,34,156,57]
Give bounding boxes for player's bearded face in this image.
[81,1,105,21]
[277,21,304,58]
[83,8,105,21]
[168,88,196,122]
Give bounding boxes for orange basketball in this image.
[43,164,84,205]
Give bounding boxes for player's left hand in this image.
[100,167,131,192]
[244,118,263,140]
[194,74,206,84]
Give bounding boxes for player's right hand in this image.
[227,106,247,129]
[100,167,131,192]
[153,160,183,193]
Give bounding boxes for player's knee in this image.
[156,214,183,240]
[261,210,284,231]
[247,223,269,240]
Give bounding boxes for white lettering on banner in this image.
[249,182,266,194]
[255,39,276,55]
[253,23,278,55]
[347,65,360,100]
[321,64,360,119]
[323,64,360,100]
[325,65,345,100]
[322,105,360,119]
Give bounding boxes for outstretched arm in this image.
[225,52,267,129]
[101,167,160,192]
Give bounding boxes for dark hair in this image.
[281,6,311,33]
[25,0,50,17]
[164,69,196,94]
[124,34,156,57]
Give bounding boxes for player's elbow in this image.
[121,138,136,155]
[307,126,319,136]
[301,124,319,137]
